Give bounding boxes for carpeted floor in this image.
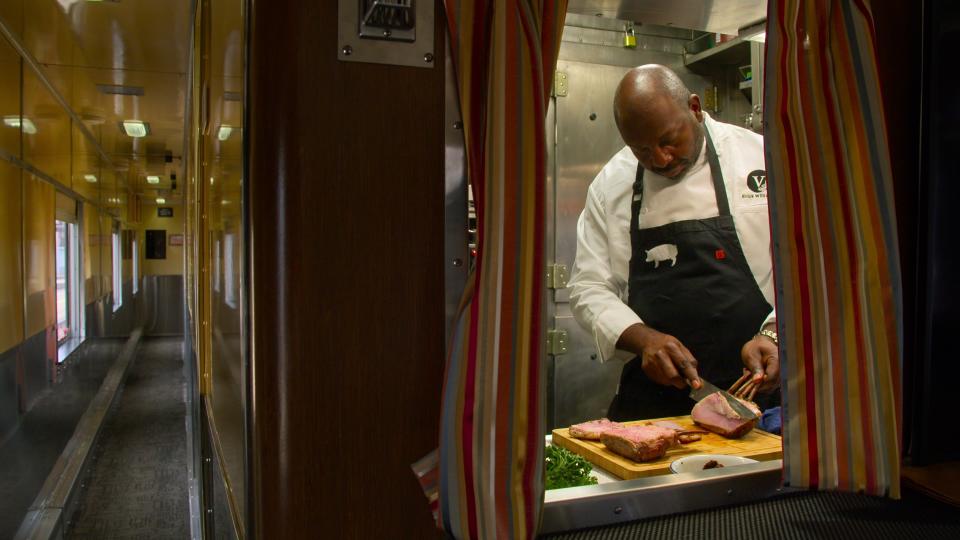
[67,337,189,539]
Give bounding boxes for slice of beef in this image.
[569,418,623,440]
[600,425,678,462]
[691,392,761,438]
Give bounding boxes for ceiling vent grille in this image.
[96,84,145,96]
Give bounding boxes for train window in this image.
[224,233,237,308]
[112,230,122,311]
[213,238,221,293]
[132,237,139,294]
[55,220,71,344]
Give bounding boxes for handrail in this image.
[14,328,143,540]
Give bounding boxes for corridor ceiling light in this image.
[156,197,166,204]
[84,174,98,183]
[146,175,160,184]
[3,116,38,134]
[121,120,150,138]
[738,20,766,43]
[217,125,232,141]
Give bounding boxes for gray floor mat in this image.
[67,337,189,540]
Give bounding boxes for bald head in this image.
[614,65,692,131]
[612,64,705,179]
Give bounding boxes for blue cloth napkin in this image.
[759,406,782,435]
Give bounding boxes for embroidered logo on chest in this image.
[645,243,678,268]
[746,170,767,194]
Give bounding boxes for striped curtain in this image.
[413,1,567,537]
[765,0,903,496]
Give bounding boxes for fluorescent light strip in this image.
[84,174,98,183]
[3,115,37,134]
[122,120,149,138]
[146,175,160,184]
[156,198,166,204]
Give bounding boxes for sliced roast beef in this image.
[569,418,624,440]
[599,425,678,462]
[691,392,761,438]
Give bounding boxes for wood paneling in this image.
[0,161,23,352]
[23,174,54,336]
[871,1,921,453]
[249,1,446,537]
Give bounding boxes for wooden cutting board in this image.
[551,416,782,480]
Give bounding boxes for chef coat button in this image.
[640,207,649,214]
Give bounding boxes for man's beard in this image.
[664,123,706,181]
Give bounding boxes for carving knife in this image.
[688,378,759,421]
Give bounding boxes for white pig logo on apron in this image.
[645,243,678,268]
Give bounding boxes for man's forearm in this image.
[616,323,653,356]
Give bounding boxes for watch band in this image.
[757,328,778,345]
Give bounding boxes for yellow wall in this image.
[0,161,23,351]
[142,204,184,276]
[1,34,20,157]
[23,174,55,336]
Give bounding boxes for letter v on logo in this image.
[746,169,767,193]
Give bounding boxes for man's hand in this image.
[739,332,780,394]
[617,323,700,389]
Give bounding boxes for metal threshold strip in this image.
[541,459,789,533]
[14,329,143,540]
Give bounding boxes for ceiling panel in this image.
[4,0,191,201]
[22,0,191,73]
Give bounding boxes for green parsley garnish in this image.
[545,445,599,490]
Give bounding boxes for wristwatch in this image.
[757,328,778,345]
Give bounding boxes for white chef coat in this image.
[568,113,776,363]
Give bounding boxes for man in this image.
[568,64,780,421]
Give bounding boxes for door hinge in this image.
[553,71,568,97]
[547,329,569,356]
[546,263,568,289]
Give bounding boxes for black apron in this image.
[607,128,775,421]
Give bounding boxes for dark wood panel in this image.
[871,1,921,454]
[249,1,446,537]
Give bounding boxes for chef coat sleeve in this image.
[568,181,642,364]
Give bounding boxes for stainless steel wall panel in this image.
[551,307,623,428]
[19,328,49,413]
[142,275,184,336]
[561,27,689,55]
[444,38,468,340]
[102,280,139,337]
[566,0,767,34]
[84,300,102,338]
[0,345,19,443]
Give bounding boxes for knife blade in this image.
[689,378,759,421]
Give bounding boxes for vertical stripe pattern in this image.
[415,1,566,537]
[765,0,902,497]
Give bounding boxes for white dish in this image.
[669,454,758,474]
